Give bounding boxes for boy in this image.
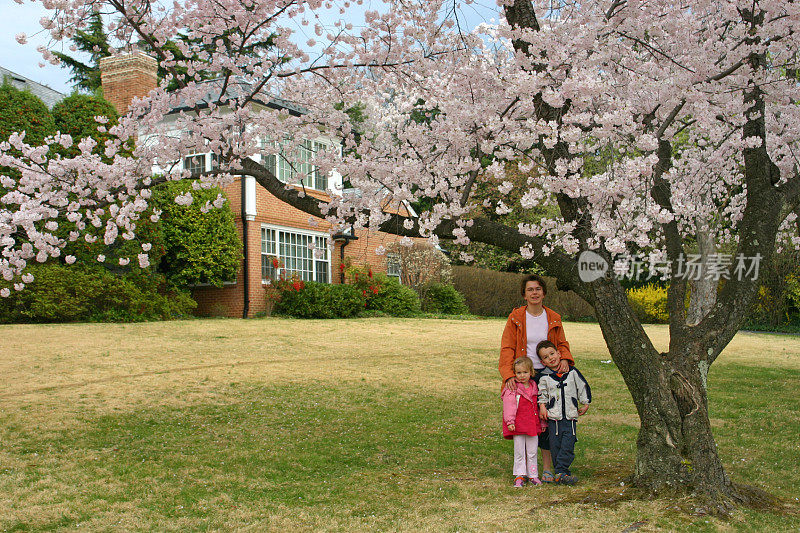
[535,340,591,485]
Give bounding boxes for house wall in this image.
[192,179,426,318]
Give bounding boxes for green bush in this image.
[746,251,800,329]
[626,284,669,324]
[368,277,421,317]
[276,276,420,319]
[51,93,123,160]
[327,283,365,318]
[276,281,364,319]
[420,283,469,315]
[0,80,56,147]
[787,274,800,322]
[276,281,328,318]
[0,263,196,323]
[151,180,242,288]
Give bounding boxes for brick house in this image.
[100,51,421,318]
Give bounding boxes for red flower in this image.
[362,289,367,296]
[355,273,359,281]
[292,281,304,291]
[272,258,280,269]
[339,263,345,271]
[371,286,379,294]
[368,269,373,278]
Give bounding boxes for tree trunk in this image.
[687,227,717,325]
[589,277,741,509]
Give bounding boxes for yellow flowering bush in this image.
[626,284,669,323]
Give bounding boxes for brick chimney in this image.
[99,50,158,114]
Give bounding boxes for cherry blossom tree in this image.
[4,0,800,509]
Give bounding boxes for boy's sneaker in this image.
[556,473,578,485]
[528,476,542,486]
[513,476,525,487]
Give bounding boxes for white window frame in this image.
[260,137,338,191]
[261,224,331,283]
[387,252,402,280]
[183,153,218,176]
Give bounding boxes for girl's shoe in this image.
[513,476,525,487]
[528,476,542,485]
[541,470,555,483]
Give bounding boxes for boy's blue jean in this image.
[547,419,577,476]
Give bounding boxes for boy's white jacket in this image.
[536,366,591,421]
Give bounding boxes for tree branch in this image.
[232,156,588,300]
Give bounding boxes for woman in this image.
[499,274,573,483]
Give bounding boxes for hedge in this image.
[0,263,196,323]
[452,266,594,319]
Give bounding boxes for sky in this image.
[1,2,74,93]
[0,1,502,96]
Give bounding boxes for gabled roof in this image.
[0,66,65,109]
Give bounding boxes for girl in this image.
[502,356,543,487]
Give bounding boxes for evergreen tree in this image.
[52,12,111,93]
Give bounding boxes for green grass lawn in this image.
[0,319,798,531]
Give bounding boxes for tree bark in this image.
[687,227,717,326]
[588,276,740,507]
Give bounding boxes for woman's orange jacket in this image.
[499,305,573,388]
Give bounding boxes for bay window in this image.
[261,225,330,283]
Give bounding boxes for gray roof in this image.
[0,66,65,109]
[171,77,307,116]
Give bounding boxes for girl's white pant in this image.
[512,434,539,477]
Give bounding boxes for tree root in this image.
[527,464,797,520]
[632,474,794,518]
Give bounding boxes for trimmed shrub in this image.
[276,281,364,319]
[452,266,594,319]
[51,93,122,160]
[276,281,330,318]
[368,277,421,316]
[328,283,365,318]
[151,180,242,288]
[420,282,469,315]
[0,80,56,147]
[626,284,669,323]
[276,278,421,319]
[341,264,420,317]
[0,263,196,323]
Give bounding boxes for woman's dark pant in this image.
[547,419,577,475]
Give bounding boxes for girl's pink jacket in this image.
[502,381,544,439]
